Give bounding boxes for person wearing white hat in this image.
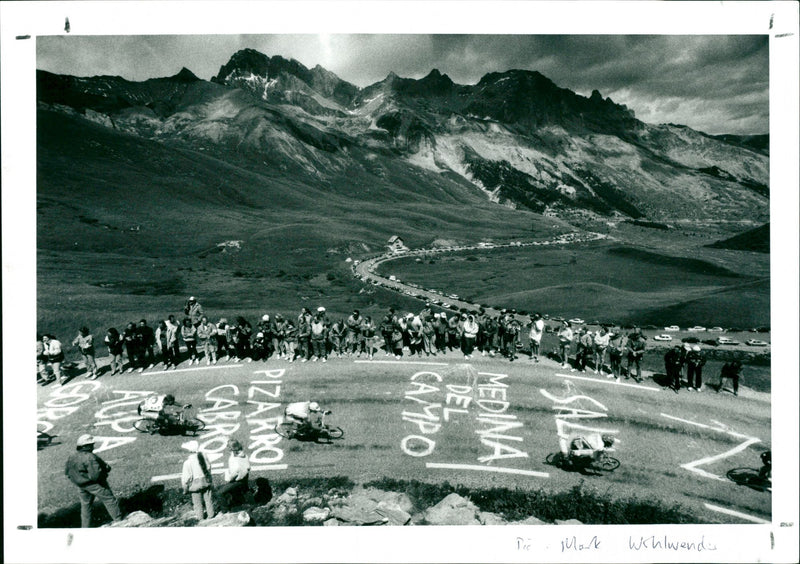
[685,344,706,392]
[65,434,122,527]
[181,440,215,520]
[184,297,204,327]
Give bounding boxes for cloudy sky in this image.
[37,34,768,135]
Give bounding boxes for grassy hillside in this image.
[37,108,564,343]
[708,223,770,253]
[376,242,769,327]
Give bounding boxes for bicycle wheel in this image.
[183,418,206,435]
[134,418,159,434]
[324,426,344,439]
[275,422,296,439]
[595,453,620,471]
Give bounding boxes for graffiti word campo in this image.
[400,371,528,464]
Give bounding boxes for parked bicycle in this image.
[275,411,343,443]
[134,404,205,436]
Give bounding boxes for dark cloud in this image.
[37,34,768,135]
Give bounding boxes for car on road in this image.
[708,327,724,332]
[664,325,680,332]
[687,326,707,332]
[653,334,673,341]
[442,303,451,309]
[568,318,585,325]
[716,337,740,346]
[389,275,397,281]
[746,339,769,347]
[447,294,459,300]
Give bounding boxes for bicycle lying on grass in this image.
[726,450,771,492]
[134,404,205,436]
[275,411,343,443]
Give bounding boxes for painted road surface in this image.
[37,354,771,524]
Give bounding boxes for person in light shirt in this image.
[218,439,251,512]
[593,326,611,376]
[528,313,545,362]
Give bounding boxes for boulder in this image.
[478,511,507,526]
[197,511,253,527]
[275,487,298,505]
[103,510,154,527]
[359,488,414,514]
[512,515,547,525]
[555,518,584,525]
[331,488,389,525]
[375,501,411,526]
[424,493,480,526]
[303,506,331,523]
[323,518,340,526]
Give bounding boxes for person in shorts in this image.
[72,326,98,380]
[528,313,544,362]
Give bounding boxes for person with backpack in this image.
[181,440,215,520]
[65,434,123,527]
[72,326,98,380]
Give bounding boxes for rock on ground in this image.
[196,511,253,527]
[424,493,481,526]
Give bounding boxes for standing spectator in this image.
[298,307,313,326]
[42,334,66,385]
[136,320,156,369]
[718,360,743,396]
[65,434,122,527]
[310,313,328,362]
[503,316,521,361]
[380,312,395,356]
[297,316,311,362]
[528,313,544,362]
[361,315,377,360]
[433,313,448,354]
[184,296,204,327]
[166,315,181,364]
[593,326,611,375]
[155,320,177,369]
[104,328,125,375]
[72,327,98,380]
[557,321,573,369]
[329,318,345,358]
[37,334,50,384]
[284,320,298,362]
[685,345,706,392]
[461,314,479,359]
[574,328,594,373]
[664,344,684,392]
[196,316,217,365]
[447,313,460,352]
[122,322,141,373]
[482,315,498,357]
[258,315,273,358]
[181,440,215,521]
[408,313,424,357]
[216,318,231,362]
[271,314,287,359]
[608,329,626,381]
[345,310,362,355]
[217,439,251,513]
[181,318,199,365]
[626,329,646,382]
[422,315,436,357]
[390,322,405,359]
[234,316,253,362]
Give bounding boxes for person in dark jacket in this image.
[685,345,706,392]
[65,434,123,527]
[136,319,156,369]
[718,360,743,396]
[105,327,125,375]
[122,322,141,372]
[664,344,685,392]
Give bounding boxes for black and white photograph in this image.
[2,1,798,563]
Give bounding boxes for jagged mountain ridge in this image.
[37,48,769,222]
